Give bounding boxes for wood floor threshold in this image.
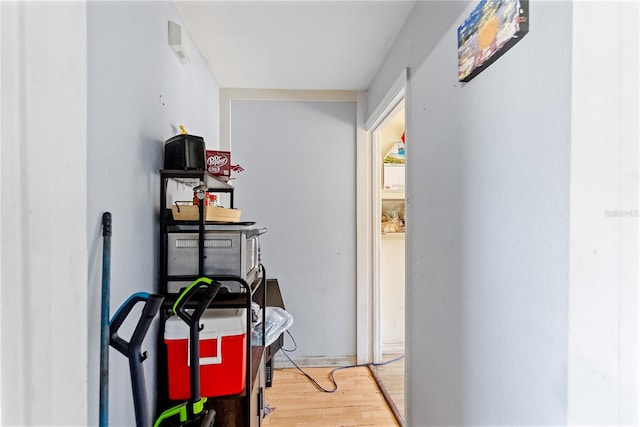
[368,365,405,426]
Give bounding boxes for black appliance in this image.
[164,134,206,170]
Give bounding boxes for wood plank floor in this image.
[262,367,400,426]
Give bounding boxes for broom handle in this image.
[99,212,112,427]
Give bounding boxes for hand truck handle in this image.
[109,292,164,360]
[171,277,220,328]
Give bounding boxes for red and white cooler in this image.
[164,308,247,400]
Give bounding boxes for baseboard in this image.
[382,342,405,354]
[271,353,357,369]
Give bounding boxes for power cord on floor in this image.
[278,330,405,394]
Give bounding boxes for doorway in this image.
[356,68,407,424]
[369,98,406,423]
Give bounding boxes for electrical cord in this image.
[278,330,405,394]
[280,330,298,352]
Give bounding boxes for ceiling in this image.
[174,1,416,91]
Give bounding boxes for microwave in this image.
[167,225,266,294]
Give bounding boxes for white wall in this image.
[1,2,88,425]
[568,1,639,424]
[369,1,573,425]
[370,1,640,425]
[228,97,357,363]
[87,2,220,425]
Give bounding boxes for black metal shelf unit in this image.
[159,169,235,289]
[157,169,266,427]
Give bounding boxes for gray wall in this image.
[87,2,220,425]
[230,99,357,361]
[1,2,88,425]
[369,1,572,425]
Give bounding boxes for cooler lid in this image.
[164,308,246,339]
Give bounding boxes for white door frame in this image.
[356,69,407,363]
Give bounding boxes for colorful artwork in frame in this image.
[458,0,529,82]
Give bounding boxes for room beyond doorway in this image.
[376,101,406,360]
[370,98,406,424]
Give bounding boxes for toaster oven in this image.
[166,224,266,294]
[164,134,206,170]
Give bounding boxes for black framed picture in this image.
[458,0,529,82]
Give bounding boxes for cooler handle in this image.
[187,333,222,366]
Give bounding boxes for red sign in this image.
[206,150,231,177]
